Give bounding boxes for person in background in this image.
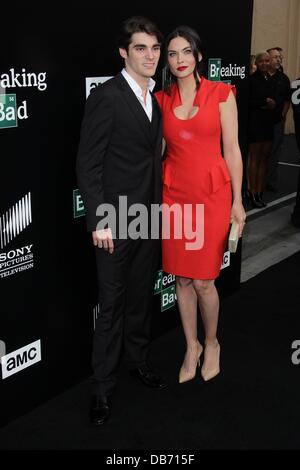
[273,46,284,72]
[246,53,257,194]
[266,47,291,192]
[250,54,257,75]
[156,26,245,383]
[247,51,276,208]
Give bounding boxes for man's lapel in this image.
[115,73,152,145]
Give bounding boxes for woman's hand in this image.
[231,199,246,237]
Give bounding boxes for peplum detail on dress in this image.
[209,158,231,194]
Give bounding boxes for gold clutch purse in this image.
[228,220,239,253]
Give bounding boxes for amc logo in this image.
[1,339,41,379]
[221,251,230,270]
[85,77,112,99]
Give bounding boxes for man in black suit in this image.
[76,16,166,426]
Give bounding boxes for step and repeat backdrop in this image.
[0,2,253,426]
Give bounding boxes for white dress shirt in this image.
[121,68,155,121]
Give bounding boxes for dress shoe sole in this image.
[130,370,167,390]
[151,383,167,390]
[89,411,110,426]
[136,380,167,390]
[90,418,109,426]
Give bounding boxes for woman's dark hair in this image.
[163,25,205,94]
[117,16,163,51]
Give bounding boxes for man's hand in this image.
[92,228,114,254]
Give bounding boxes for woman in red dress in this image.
[155,26,246,382]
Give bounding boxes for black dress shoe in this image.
[130,365,167,390]
[89,395,110,426]
[249,193,264,209]
[257,192,267,207]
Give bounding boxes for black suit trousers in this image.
[91,237,160,396]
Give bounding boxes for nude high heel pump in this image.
[179,341,203,383]
[201,341,220,381]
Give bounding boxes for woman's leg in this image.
[176,276,202,382]
[193,279,219,342]
[193,279,220,380]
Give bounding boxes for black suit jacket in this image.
[76,73,163,232]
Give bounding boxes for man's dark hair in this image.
[117,16,163,51]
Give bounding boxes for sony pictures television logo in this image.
[0,192,34,279]
[93,303,100,330]
[85,77,112,99]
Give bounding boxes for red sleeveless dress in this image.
[155,78,235,279]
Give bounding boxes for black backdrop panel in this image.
[0,2,253,426]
